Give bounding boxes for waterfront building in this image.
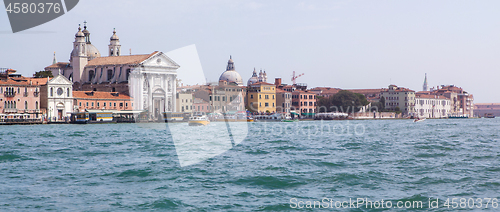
[40,74,74,122]
[380,85,416,116]
[414,93,451,118]
[209,81,246,113]
[0,69,45,120]
[292,90,317,117]
[193,97,210,113]
[44,23,179,120]
[276,88,292,115]
[73,91,132,112]
[427,85,474,117]
[176,92,193,113]
[247,82,276,113]
[474,103,500,117]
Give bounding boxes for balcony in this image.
[23,92,28,97]
[3,91,16,97]
[33,92,39,97]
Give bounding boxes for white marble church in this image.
[45,23,180,118]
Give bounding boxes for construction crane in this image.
[291,71,304,85]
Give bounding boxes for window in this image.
[79,102,82,107]
[120,103,123,107]
[35,101,38,110]
[104,102,106,107]
[86,102,88,107]
[259,102,262,107]
[125,103,128,107]
[89,70,95,81]
[110,102,112,107]
[107,69,113,81]
[265,95,269,99]
[114,103,116,107]
[50,87,53,97]
[67,88,70,97]
[272,103,275,107]
[259,95,261,99]
[250,95,253,99]
[25,101,28,109]
[272,95,274,99]
[265,103,269,107]
[92,102,94,107]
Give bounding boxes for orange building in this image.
[73,91,133,112]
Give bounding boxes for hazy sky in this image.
[1,0,499,103]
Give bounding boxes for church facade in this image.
[44,23,179,118]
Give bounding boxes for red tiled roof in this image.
[249,82,275,86]
[415,93,449,99]
[73,91,131,100]
[86,52,158,66]
[45,62,70,69]
[0,77,50,86]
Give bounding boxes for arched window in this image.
[13,101,16,108]
[50,87,53,97]
[89,70,95,81]
[35,101,38,110]
[67,88,70,97]
[107,70,113,81]
[25,101,28,110]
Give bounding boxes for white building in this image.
[40,74,73,122]
[44,23,179,119]
[415,94,451,118]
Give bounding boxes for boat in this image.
[281,119,298,122]
[70,111,114,124]
[448,114,469,119]
[188,115,210,126]
[314,112,349,120]
[413,118,426,123]
[485,113,496,118]
[253,113,282,122]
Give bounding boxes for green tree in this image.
[317,90,367,113]
[34,70,53,78]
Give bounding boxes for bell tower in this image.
[71,24,88,83]
[109,28,121,56]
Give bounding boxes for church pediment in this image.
[140,52,180,68]
[49,75,73,85]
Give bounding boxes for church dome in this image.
[86,44,101,60]
[247,68,259,85]
[219,56,243,86]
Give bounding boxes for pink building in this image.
[193,97,210,113]
[0,69,48,121]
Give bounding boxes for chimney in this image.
[275,78,282,86]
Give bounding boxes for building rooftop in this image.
[86,51,158,66]
[73,91,131,100]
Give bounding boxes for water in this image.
[0,119,499,211]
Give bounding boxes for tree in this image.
[34,70,53,78]
[317,90,367,113]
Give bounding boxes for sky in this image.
[1,0,499,103]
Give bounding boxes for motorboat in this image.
[188,115,210,126]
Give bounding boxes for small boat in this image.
[253,113,282,122]
[414,118,426,123]
[485,113,496,118]
[188,115,210,126]
[281,118,298,122]
[448,114,469,119]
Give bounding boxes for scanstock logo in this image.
[4,0,79,33]
[131,45,249,167]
